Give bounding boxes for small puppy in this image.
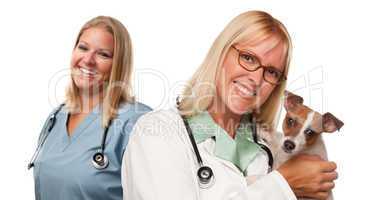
[247,91,344,200]
[271,91,344,168]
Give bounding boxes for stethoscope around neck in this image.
[176,97,214,188]
[181,114,215,189]
[176,98,274,189]
[28,103,112,170]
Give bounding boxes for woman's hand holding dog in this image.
[277,154,338,200]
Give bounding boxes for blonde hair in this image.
[65,16,134,127]
[178,10,292,128]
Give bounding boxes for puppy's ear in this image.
[284,91,304,111]
[322,112,344,133]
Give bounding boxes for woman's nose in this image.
[249,67,264,86]
[82,52,96,66]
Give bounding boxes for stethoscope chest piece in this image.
[198,166,215,189]
[28,103,113,171]
[92,152,109,170]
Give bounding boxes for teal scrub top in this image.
[33,102,152,200]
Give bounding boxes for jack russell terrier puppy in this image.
[271,91,343,168]
[246,91,344,200]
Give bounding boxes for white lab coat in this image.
[122,109,297,200]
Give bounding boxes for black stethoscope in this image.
[250,117,274,172]
[28,103,112,170]
[180,115,215,189]
[177,99,274,188]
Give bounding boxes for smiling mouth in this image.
[78,67,98,77]
[232,80,257,97]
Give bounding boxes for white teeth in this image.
[233,80,256,97]
[79,67,97,76]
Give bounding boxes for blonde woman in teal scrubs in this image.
[30,16,151,200]
[122,11,337,200]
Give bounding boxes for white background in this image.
[0,0,369,199]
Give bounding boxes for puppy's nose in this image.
[283,140,296,151]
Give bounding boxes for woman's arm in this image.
[121,112,200,200]
[277,154,337,200]
[242,154,336,200]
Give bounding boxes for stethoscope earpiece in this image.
[92,152,109,170]
[197,166,215,189]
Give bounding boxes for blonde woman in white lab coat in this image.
[122,10,337,200]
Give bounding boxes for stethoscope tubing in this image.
[28,104,64,169]
[251,118,274,171]
[28,104,111,170]
[179,110,274,188]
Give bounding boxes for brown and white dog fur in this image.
[250,91,344,200]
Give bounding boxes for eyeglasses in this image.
[231,45,286,85]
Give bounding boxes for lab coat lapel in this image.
[187,112,261,173]
[235,130,261,175]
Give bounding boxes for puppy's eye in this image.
[286,118,295,127]
[304,128,316,137]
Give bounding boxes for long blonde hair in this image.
[178,10,292,128]
[65,16,134,127]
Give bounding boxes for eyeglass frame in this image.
[231,45,287,85]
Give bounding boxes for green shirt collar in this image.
[186,111,261,174]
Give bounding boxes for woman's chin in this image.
[226,100,254,115]
[73,78,102,92]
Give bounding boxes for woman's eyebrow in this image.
[98,48,114,54]
[78,40,88,45]
[78,40,113,52]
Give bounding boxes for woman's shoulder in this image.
[47,103,66,119]
[112,101,152,136]
[135,108,182,126]
[129,108,190,142]
[127,108,191,153]
[116,101,152,120]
